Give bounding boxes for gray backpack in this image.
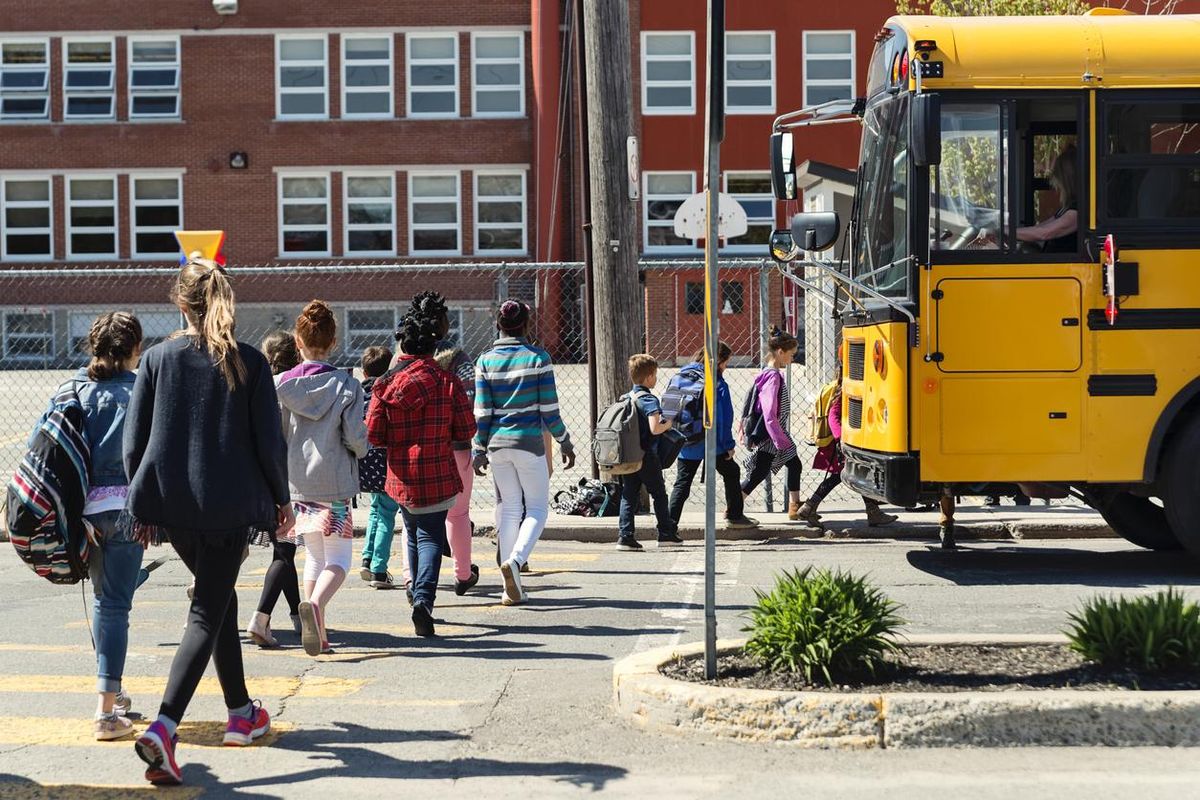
[593,393,645,476]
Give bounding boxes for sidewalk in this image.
[535,502,1112,544]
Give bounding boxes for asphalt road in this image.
[3,535,1200,799]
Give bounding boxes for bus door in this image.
[924,96,1089,478]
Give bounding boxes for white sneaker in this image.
[94,712,133,741]
[500,558,527,606]
[246,611,278,648]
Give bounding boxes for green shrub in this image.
[1066,589,1200,672]
[742,567,904,685]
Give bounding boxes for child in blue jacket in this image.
[667,343,758,529]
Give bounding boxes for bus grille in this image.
[847,341,866,380]
[847,396,863,429]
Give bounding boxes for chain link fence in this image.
[0,260,855,515]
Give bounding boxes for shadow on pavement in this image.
[906,546,1200,587]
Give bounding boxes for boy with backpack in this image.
[665,343,758,530]
[614,354,681,550]
[358,346,398,590]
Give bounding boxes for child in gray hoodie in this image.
[275,301,370,656]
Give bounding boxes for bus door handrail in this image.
[775,264,837,310]
[801,256,920,347]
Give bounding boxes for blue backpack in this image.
[660,365,706,444]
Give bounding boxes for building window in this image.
[64,39,115,119]
[276,35,328,119]
[685,281,744,315]
[409,172,460,255]
[725,32,774,115]
[69,309,182,357]
[643,172,695,253]
[1,40,50,120]
[3,311,53,362]
[407,33,458,118]
[66,176,117,258]
[723,172,774,251]
[685,282,704,315]
[444,307,464,347]
[128,37,180,119]
[278,174,330,256]
[344,173,395,256]
[346,308,397,353]
[1,177,52,260]
[803,31,854,106]
[471,33,523,117]
[131,175,183,258]
[642,32,694,115]
[474,171,526,255]
[342,34,393,118]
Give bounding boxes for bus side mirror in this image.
[770,131,797,200]
[912,92,941,168]
[769,229,801,264]
[790,211,840,252]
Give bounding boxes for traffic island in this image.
[613,636,1200,748]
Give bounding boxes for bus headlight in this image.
[878,398,888,426]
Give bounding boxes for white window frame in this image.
[2,310,54,363]
[408,170,461,256]
[275,34,329,120]
[68,308,183,358]
[341,33,393,120]
[277,172,331,258]
[640,31,694,116]
[803,30,855,108]
[406,32,459,119]
[0,38,50,122]
[63,37,116,121]
[470,32,524,118]
[130,173,184,259]
[642,170,697,254]
[128,35,181,120]
[66,174,118,259]
[721,171,775,254]
[345,306,398,355]
[0,176,53,261]
[343,171,396,257]
[724,31,775,116]
[473,170,527,256]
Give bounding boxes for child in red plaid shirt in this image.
[366,311,476,637]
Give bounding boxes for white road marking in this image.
[630,544,741,655]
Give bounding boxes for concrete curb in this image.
[613,637,1200,748]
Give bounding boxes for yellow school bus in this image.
[769,10,1200,554]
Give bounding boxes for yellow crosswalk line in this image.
[0,782,203,799]
[0,675,366,699]
[0,717,292,749]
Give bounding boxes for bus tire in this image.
[1093,492,1180,552]
[1162,413,1200,557]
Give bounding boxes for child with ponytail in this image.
[274,300,370,657]
[125,258,292,786]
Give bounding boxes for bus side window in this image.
[1102,100,1200,225]
[929,103,1009,252]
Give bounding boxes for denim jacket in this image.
[33,368,137,487]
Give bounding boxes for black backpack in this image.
[739,379,770,448]
[552,478,620,517]
[660,365,706,444]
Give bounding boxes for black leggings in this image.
[160,529,251,723]
[741,449,802,496]
[256,540,300,617]
[808,472,842,509]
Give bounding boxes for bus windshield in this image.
[852,95,910,299]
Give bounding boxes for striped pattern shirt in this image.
[473,336,571,456]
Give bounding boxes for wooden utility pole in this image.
[582,0,641,409]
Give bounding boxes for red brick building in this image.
[0,0,897,366]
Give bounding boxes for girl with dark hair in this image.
[740,325,805,518]
[274,300,370,656]
[126,259,292,785]
[368,311,476,636]
[472,300,575,605]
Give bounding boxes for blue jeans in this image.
[618,452,676,540]
[400,506,448,610]
[363,492,399,574]
[87,511,144,693]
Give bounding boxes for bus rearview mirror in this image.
[912,92,941,168]
[790,211,841,253]
[770,131,797,200]
[769,229,801,264]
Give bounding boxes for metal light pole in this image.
[702,0,725,680]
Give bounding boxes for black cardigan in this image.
[123,336,290,533]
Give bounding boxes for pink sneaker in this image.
[135,720,181,785]
[223,701,271,746]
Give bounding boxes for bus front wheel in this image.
[1163,414,1200,557]
[1091,491,1180,552]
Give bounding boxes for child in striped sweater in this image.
[472,300,575,605]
